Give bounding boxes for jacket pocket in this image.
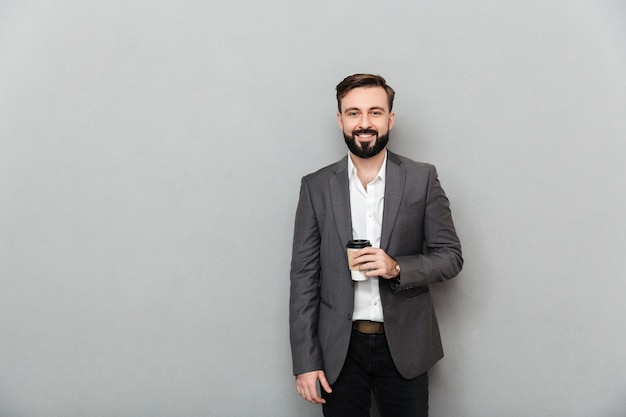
[398,200,424,213]
[320,297,333,309]
[403,286,430,298]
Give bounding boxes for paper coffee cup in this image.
[346,239,371,281]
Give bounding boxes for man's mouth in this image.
[354,129,378,140]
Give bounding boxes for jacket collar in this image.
[328,150,405,252]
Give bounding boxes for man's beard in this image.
[343,129,390,159]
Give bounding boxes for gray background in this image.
[1,0,625,416]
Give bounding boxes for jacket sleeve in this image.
[289,177,324,375]
[393,165,463,292]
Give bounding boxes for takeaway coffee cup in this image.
[346,239,372,281]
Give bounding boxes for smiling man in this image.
[340,85,394,161]
[289,74,463,417]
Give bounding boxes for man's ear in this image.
[389,111,395,130]
[337,112,343,129]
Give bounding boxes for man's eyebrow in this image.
[343,106,386,113]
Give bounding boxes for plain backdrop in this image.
[1,1,625,416]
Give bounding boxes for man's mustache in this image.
[353,129,378,137]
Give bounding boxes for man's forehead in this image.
[341,86,389,110]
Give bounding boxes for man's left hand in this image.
[350,247,399,280]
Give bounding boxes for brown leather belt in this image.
[353,320,385,334]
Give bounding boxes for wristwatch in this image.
[393,259,401,277]
[389,258,401,291]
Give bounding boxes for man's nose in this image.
[358,114,372,129]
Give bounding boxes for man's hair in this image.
[336,74,396,112]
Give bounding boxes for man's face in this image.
[337,86,395,159]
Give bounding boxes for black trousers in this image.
[322,329,429,417]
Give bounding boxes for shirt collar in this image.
[347,150,387,184]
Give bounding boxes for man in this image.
[289,74,463,417]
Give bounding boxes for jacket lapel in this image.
[329,157,353,249]
[381,151,405,251]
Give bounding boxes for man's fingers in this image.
[295,371,328,404]
[302,381,325,404]
[353,248,397,278]
[319,372,332,394]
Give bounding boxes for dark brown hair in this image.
[336,74,396,112]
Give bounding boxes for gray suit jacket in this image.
[289,150,463,384]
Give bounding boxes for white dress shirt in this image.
[348,151,387,322]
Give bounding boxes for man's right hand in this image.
[295,370,332,404]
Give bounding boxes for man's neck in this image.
[349,149,387,188]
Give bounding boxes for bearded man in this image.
[289,74,463,417]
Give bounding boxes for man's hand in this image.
[351,247,399,280]
[295,370,332,404]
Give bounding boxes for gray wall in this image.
[1,1,625,416]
